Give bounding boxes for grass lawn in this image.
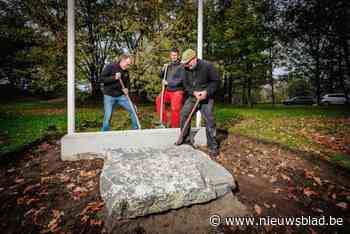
[1,99,349,170]
[215,104,350,170]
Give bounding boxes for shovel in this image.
[116,73,142,129]
[175,98,200,145]
[159,64,168,128]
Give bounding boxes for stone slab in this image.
[100,145,236,220]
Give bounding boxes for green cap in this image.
[181,49,196,64]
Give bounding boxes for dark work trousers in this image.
[180,97,218,154]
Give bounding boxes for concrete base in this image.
[61,128,207,160]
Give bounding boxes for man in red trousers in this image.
[155,48,183,128]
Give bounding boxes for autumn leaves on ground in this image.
[0,98,349,234]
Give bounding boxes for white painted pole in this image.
[67,0,75,134]
[196,0,203,128]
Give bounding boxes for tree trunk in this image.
[223,73,227,103]
[247,76,252,107]
[339,47,349,105]
[315,44,321,105]
[269,48,275,105]
[242,77,246,106]
[228,76,233,104]
[341,37,350,105]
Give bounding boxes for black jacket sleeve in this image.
[206,63,221,97]
[101,64,116,84]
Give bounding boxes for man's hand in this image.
[198,90,208,100]
[193,91,200,99]
[162,80,168,86]
[115,72,121,80]
[193,90,208,100]
[162,64,169,71]
[122,88,128,95]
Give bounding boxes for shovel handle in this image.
[176,98,200,145]
[160,65,168,126]
[116,73,142,129]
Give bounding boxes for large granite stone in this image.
[100,145,235,220]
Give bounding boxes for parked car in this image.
[321,93,349,105]
[283,96,315,105]
[76,81,91,93]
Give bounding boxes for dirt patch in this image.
[216,134,350,233]
[0,134,349,234]
[0,141,105,234]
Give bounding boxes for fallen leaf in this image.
[312,207,324,213]
[86,180,96,188]
[24,183,41,194]
[26,198,39,205]
[58,174,70,182]
[336,202,348,209]
[38,191,49,196]
[254,204,262,215]
[81,215,89,223]
[313,177,322,186]
[280,173,291,182]
[80,201,104,216]
[273,188,283,193]
[303,188,318,197]
[73,186,88,193]
[269,176,277,183]
[15,178,24,183]
[66,183,75,189]
[45,209,64,232]
[41,176,54,183]
[7,168,15,173]
[90,219,102,226]
[24,208,36,217]
[17,197,26,205]
[33,207,47,224]
[304,169,315,179]
[47,218,59,232]
[80,170,97,178]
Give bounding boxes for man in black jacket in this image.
[155,48,183,128]
[175,49,221,159]
[101,54,138,131]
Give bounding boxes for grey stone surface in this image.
[100,145,235,220]
[61,128,206,160]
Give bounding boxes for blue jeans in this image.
[102,95,139,131]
